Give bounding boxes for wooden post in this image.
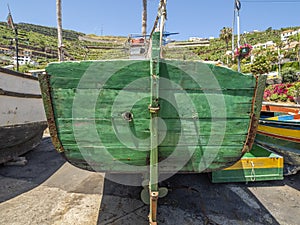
[56,0,64,61]
[142,0,147,37]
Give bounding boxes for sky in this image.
[0,0,300,40]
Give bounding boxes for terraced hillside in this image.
[0,22,128,72]
[0,22,300,73]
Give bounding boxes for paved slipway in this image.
[0,136,299,225]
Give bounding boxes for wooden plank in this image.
[61,143,245,171]
[0,95,46,126]
[50,89,254,119]
[47,60,256,90]
[0,70,41,95]
[161,60,256,89]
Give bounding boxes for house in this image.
[12,55,36,66]
[282,41,300,50]
[189,37,208,42]
[253,41,275,49]
[0,47,13,55]
[23,49,32,57]
[281,29,300,41]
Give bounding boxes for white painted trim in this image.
[0,71,41,95]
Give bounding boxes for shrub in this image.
[287,82,300,98]
[282,67,298,83]
[270,93,280,101]
[279,94,288,102]
[264,83,294,102]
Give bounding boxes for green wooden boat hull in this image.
[39,59,265,174]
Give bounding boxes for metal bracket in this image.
[149,191,159,225]
[151,191,159,199]
[148,105,160,114]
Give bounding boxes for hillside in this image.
[0,22,128,72]
[193,27,300,62]
[0,22,299,73]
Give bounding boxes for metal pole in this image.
[298,32,300,70]
[15,28,19,71]
[232,2,236,61]
[278,47,281,77]
[149,31,160,225]
[7,4,19,71]
[237,9,241,72]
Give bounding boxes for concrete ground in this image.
[0,137,299,225]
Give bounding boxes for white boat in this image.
[0,67,47,164]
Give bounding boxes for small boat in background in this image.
[0,67,47,164]
[256,114,300,169]
[261,102,300,115]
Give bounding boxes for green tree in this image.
[250,55,272,75]
[219,27,232,50]
[266,27,273,33]
[282,67,297,83]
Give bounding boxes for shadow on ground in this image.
[0,137,65,203]
[97,173,289,225]
[247,172,300,191]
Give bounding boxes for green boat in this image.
[40,33,266,170]
[39,2,266,223]
[39,32,265,223]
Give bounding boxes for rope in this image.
[149,0,167,41]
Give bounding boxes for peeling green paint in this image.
[40,41,266,173]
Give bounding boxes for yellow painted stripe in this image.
[224,157,283,170]
[267,116,279,121]
[258,124,300,139]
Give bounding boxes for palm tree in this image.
[142,0,147,37]
[219,27,233,50]
[56,0,64,61]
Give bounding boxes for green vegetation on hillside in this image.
[0,22,300,75]
[0,22,128,71]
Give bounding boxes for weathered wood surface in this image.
[0,72,40,96]
[0,95,46,126]
[256,115,300,166]
[44,59,265,173]
[0,67,47,164]
[0,67,46,126]
[0,122,47,164]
